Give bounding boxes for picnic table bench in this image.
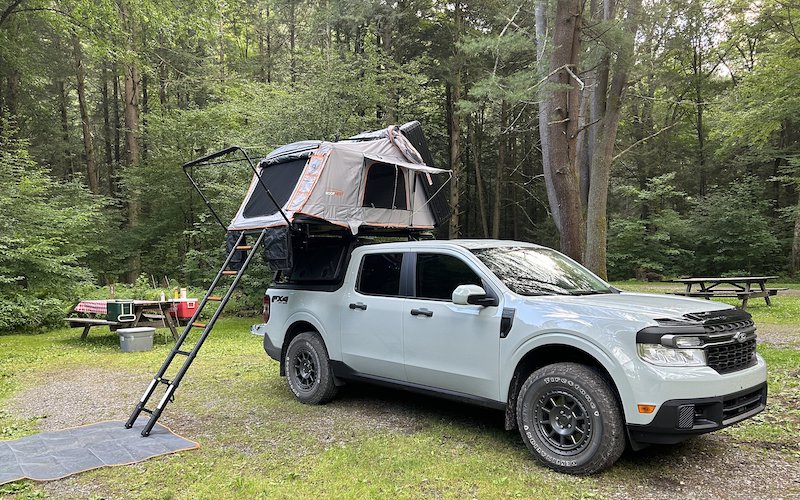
[672,276,786,309]
[65,300,180,341]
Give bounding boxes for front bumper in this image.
[627,382,767,447]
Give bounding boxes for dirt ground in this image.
[6,365,800,499]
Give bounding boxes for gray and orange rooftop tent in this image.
[226,121,451,235]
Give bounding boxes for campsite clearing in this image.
[1,299,799,498]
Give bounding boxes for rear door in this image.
[339,252,407,381]
[402,251,502,401]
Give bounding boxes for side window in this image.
[357,253,403,296]
[415,253,483,301]
[362,163,407,210]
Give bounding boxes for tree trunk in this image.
[101,62,114,197]
[113,63,121,168]
[534,0,561,233]
[448,79,462,238]
[470,113,489,237]
[56,78,73,178]
[542,0,585,261]
[584,0,642,279]
[793,195,800,276]
[492,101,508,238]
[448,2,463,239]
[120,0,141,282]
[72,34,98,194]
[289,1,296,84]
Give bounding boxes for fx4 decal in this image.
[271,295,289,304]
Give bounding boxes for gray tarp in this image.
[0,420,198,484]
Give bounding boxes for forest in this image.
[0,0,798,330]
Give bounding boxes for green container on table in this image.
[107,300,135,323]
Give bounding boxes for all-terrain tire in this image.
[284,332,339,404]
[516,362,625,475]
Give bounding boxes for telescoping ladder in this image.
[125,228,267,436]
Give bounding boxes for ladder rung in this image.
[141,408,153,414]
[235,245,253,250]
[175,350,191,356]
[191,322,207,328]
[222,270,238,275]
[207,296,222,301]
[158,378,171,385]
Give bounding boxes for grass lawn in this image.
[1,293,799,498]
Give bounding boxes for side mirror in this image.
[452,284,498,307]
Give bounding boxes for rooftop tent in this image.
[227,121,451,234]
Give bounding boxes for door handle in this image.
[349,302,367,311]
[410,308,433,317]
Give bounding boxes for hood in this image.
[527,292,733,323]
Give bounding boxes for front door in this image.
[339,252,406,381]
[402,252,502,401]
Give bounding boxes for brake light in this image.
[262,295,270,323]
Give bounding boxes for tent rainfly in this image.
[228,121,451,235]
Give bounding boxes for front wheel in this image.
[516,362,625,474]
[284,332,338,404]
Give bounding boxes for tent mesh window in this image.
[362,163,407,210]
[243,158,307,218]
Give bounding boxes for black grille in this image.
[706,338,757,373]
[722,386,765,422]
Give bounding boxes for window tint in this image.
[415,253,483,301]
[358,253,403,296]
[362,163,407,209]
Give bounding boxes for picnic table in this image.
[65,300,182,341]
[672,276,786,309]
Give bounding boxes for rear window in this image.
[357,253,403,296]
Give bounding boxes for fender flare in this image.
[502,332,636,421]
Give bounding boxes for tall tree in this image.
[539,0,585,261]
[71,33,99,194]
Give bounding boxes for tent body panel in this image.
[227,124,449,234]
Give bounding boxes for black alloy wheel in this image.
[516,362,625,474]
[284,332,339,404]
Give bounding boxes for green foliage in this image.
[0,120,106,331]
[689,178,781,275]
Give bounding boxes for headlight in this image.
[637,343,706,367]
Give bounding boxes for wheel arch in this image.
[503,342,627,431]
[280,320,320,376]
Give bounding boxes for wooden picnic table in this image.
[65,300,180,341]
[672,276,786,309]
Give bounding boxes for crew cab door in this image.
[402,252,502,401]
[339,252,406,380]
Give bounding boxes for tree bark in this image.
[793,195,800,276]
[101,62,114,196]
[534,0,561,233]
[584,0,642,278]
[492,101,508,239]
[448,2,463,239]
[120,0,141,282]
[72,34,98,194]
[470,113,489,237]
[542,0,585,261]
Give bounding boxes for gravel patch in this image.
[6,368,150,431]
[757,324,800,348]
[604,434,800,499]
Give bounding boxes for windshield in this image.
[471,246,613,296]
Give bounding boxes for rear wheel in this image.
[516,362,625,474]
[285,332,338,404]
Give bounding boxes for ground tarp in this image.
[0,420,198,484]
